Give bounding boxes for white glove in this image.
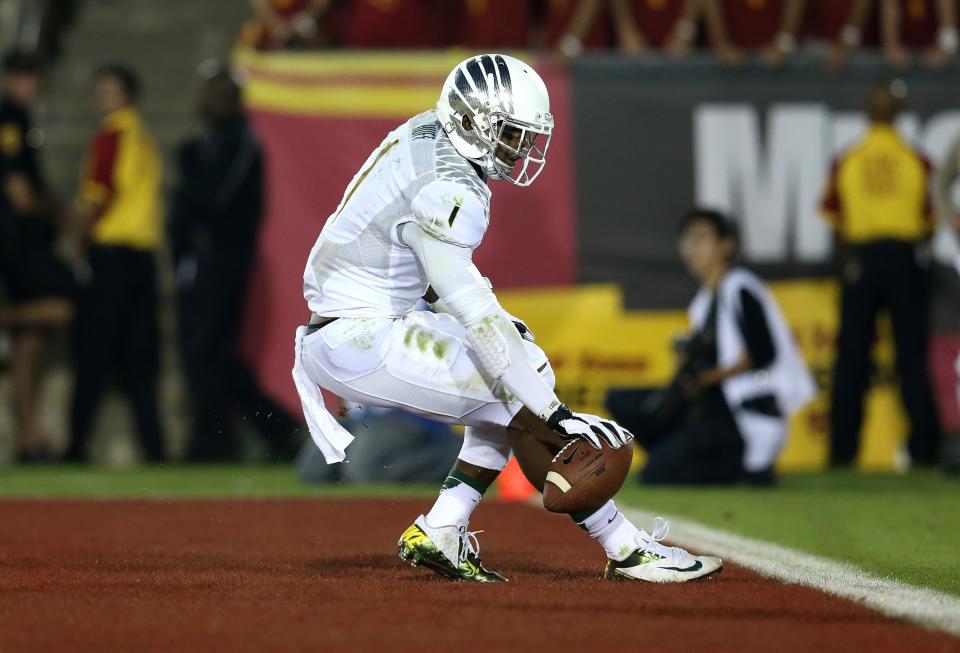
[545,404,633,449]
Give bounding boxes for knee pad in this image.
[458,423,512,471]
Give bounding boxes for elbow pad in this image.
[465,314,511,379]
[441,271,559,416]
[441,280,511,379]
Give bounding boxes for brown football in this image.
[542,438,633,514]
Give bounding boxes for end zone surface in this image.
[1,499,957,653]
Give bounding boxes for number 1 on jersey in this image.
[448,195,464,226]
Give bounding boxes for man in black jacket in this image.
[0,51,73,462]
[169,67,301,461]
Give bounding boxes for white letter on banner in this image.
[694,104,832,262]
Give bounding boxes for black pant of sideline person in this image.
[178,255,302,462]
[830,240,941,466]
[608,386,747,485]
[65,245,166,462]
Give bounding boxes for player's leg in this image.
[425,432,504,527]
[10,327,48,460]
[299,311,523,580]
[300,312,720,582]
[399,423,510,582]
[118,252,166,463]
[506,407,723,582]
[5,296,72,461]
[830,254,882,466]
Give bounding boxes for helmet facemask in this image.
[483,112,552,186]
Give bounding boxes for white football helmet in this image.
[436,54,553,187]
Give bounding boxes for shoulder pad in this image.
[411,180,488,249]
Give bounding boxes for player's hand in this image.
[545,405,633,449]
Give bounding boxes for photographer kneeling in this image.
[610,209,816,485]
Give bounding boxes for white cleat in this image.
[397,515,507,582]
[604,517,723,583]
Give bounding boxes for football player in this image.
[293,54,722,583]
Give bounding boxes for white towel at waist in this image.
[292,325,354,463]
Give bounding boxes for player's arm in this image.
[402,182,631,448]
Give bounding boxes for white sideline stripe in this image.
[622,506,960,636]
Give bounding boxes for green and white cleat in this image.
[604,517,723,583]
[397,515,507,582]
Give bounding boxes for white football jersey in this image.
[303,110,492,318]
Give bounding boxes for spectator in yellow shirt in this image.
[820,79,940,468]
[64,64,166,463]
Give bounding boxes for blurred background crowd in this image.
[0,0,959,485]
[235,0,960,70]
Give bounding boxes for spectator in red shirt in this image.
[703,0,871,67]
[609,0,704,58]
[699,0,746,64]
[454,0,534,49]
[816,0,877,71]
[342,0,447,48]
[545,0,615,63]
[757,0,807,65]
[881,0,957,68]
[240,0,336,50]
[0,51,73,463]
[715,0,784,51]
[758,0,877,68]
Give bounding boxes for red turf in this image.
[0,499,957,653]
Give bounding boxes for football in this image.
[542,438,634,513]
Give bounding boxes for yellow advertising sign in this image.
[498,281,907,472]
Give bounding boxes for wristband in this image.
[840,24,861,47]
[938,27,959,54]
[774,31,796,54]
[543,402,571,428]
[673,19,695,43]
[559,34,583,58]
